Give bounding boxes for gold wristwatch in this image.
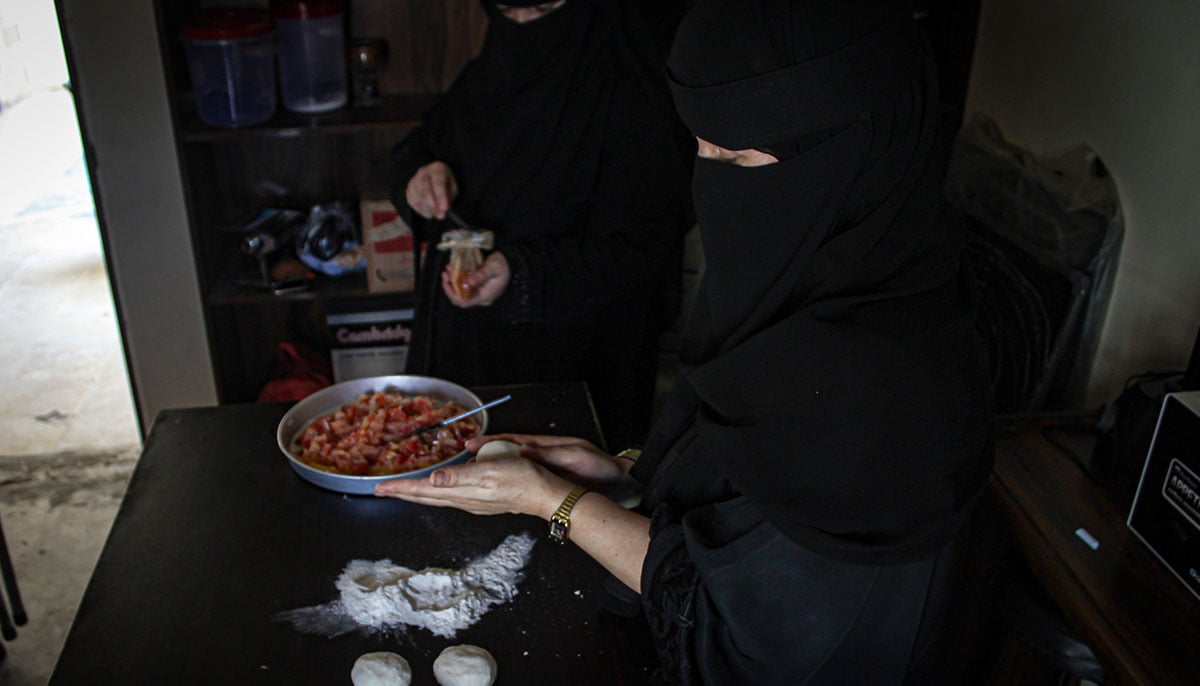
[616,448,642,463]
[549,485,589,543]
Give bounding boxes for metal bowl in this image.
[277,375,485,495]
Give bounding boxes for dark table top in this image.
[992,418,1200,684]
[51,382,656,684]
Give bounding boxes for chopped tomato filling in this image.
[295,391,479,476]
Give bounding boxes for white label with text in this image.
[1162,458,1200,532]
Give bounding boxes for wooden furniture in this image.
[51,382,657,683]
[991,418,1200,684]
[152,0,488,403]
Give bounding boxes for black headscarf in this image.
[390,0,693,450]
[640,0,993,563]
[418,0,675,230]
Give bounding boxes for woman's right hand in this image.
[466,434,633,490]
[442,251,511,308]
[405,161,458,219]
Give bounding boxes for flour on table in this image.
[275,533,535,639]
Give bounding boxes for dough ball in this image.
[433,644,497,686]
[351,652,412,686]
[474,440,520,462]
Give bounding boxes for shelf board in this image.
[179,93,441,142]
[207,268,416,306]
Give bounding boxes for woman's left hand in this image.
[374,450,572,519]
[442,251,510,308]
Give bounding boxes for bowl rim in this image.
[276,375,486,484]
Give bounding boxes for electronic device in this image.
[1127,390,1200,601]
[1094,324,1200,509]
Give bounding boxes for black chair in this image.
[0,512,28,662]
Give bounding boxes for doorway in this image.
[0,0,139,457]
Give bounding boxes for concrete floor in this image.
[0,88,141,685]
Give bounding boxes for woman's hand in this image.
[374,447,573,519]
[377,434,651,593]
[471,434,633,489]
[442,251,510,308]
[373,434,633,516]
[405,161,458,219]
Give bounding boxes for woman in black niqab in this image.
[623,0,994,681]
[389,0,692,450]
[379,1,993,682]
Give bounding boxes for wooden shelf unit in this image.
[153,0,485,403]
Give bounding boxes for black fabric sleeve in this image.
[640,505,700,684]
[493,82,690,324]
[498,247,538,324]
[639,493,940,684]
[387,125,442,244]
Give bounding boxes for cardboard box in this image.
[326,307,414,382]
[360,199,415,293]
[1128,390,1200,601]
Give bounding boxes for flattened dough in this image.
[351,651,412,686]
[474,440,520,461]
[433,644,497,686]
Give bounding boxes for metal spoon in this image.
[407,394,512,437]
[446,208,475,232]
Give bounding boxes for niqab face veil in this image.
[478,1,590,90]
[640,0,993,562]
[668,0,934,362]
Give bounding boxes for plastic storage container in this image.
[271,0,348,113]
[180,11,277,128]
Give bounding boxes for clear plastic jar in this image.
[271,0,348,113]
[180,11,277,128]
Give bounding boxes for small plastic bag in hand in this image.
[437,229,494,299]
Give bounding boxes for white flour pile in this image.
[276,533,535,639]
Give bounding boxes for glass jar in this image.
[180,11,277,128]
[271,0,348,113]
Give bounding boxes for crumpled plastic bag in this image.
[945,114,1122,274]
[437,229,494,299]
[296,203,366,277]
[945,114,1124,409]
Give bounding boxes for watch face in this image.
[549,519,568,542]
[618,448,642,462]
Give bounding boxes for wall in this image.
[966,0,1200,407]
[56,0,217,432]
[0,0,70,106]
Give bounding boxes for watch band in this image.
[549,485,589,543]
[616,448,642,463]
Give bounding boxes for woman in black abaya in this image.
[378,1,994,682]
[389,0,692,450]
